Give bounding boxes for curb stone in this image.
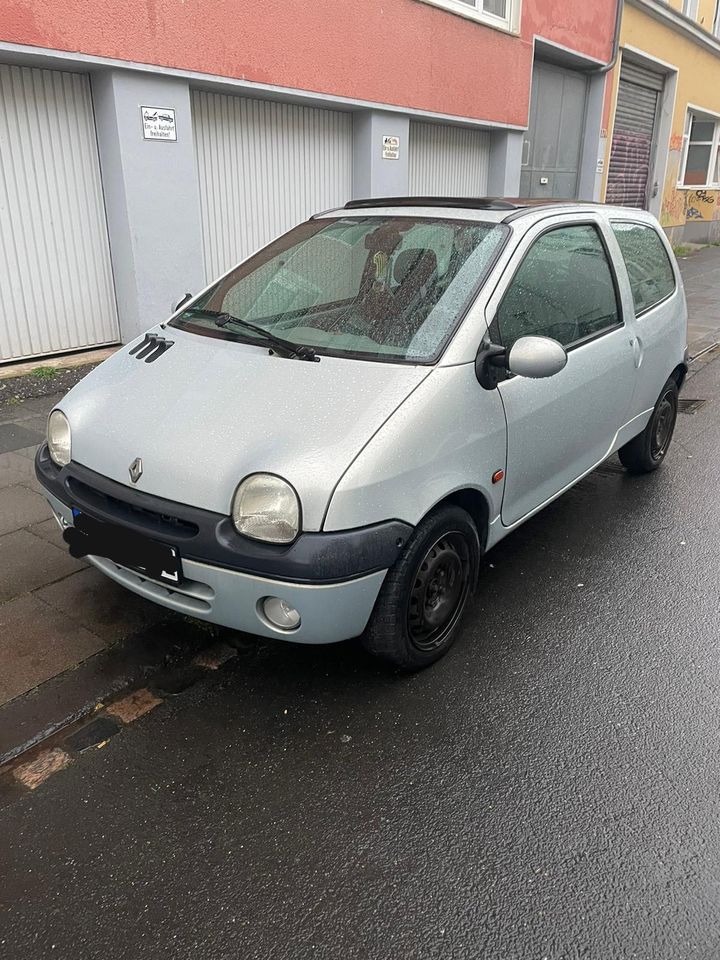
[0,640,239,800]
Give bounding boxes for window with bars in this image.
[680,110,720,188]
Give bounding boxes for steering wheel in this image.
[528,289,579,346]
[339,315,378,339]
[542,320,580,345]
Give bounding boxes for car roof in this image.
[313,197,656,226]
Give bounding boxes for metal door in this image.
[521,63,588,199]
[0,64,119,362]
[192,92,353,281]
[606,61,664,209]
[409,121,490,196]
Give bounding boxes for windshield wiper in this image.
[183,307,318,361]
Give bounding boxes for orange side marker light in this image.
[492,469,505,484]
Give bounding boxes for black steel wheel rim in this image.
[407,531,471,652]
[651,392,676,461]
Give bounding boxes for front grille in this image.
[66,476,199,540]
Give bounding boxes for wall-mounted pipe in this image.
[595,0,623,73]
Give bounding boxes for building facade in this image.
[603,0,720,245]
[0,0,618,362]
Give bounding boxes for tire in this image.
[618,377,679,475]
[361,505,480,671]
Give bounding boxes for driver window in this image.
[221,229,366,323]
[495,224,621,350]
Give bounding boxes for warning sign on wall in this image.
[141,106,177,141]
[382,135,400,160]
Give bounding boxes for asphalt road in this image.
[3,357,720,960]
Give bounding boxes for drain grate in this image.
[678,398,707,414]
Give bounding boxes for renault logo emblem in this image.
[129,457,143,484]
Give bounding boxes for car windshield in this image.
[171,215,509,363]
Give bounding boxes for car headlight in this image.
[47,410,71,467]
[232,474,300,544]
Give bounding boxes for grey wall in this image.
[679,219,720,244]
[578,72,606,201]
[352,109,410,198]
[92,70,205,342]
[487,130,523,196]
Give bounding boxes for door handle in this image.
[629,336,643,368]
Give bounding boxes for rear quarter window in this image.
[611,222,676,315]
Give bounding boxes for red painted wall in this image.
[522,0,617,64]
[1,0,617,126]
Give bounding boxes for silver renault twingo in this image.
[36,198,687,670]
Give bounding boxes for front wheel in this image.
[361,505,480,671]
[618,377,679,474]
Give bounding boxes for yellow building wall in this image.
[604,2,720,235]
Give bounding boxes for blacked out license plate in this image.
[65,509,182,585]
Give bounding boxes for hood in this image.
[59,326,432,529]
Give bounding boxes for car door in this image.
[608,218,686,416]
[486,215,637,527]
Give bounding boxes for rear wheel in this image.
[618,377,679,474]
[361,505,479,671]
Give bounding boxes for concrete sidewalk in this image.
[0,245,719,739]
[0,393,169,709]
[679,245,720,357]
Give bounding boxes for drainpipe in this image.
[586,0,623,202]
[594,0,623,73]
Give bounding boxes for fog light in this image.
[262,597,301,631]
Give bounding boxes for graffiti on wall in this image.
[660,132,720,226]
[606,131,653,207]
[686,190,717,221]
[659,132,720,229]
[661,151,686,227]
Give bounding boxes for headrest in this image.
[393,248,437,286]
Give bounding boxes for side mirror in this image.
[507,335,567,379]
[174,292,192,312]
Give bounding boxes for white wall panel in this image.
[0,64,119,362]
[409,121,490,197]
[192,91,352,281]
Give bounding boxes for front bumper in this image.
[35,447,408,644]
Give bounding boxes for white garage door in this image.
[0,64,119,363]
[192,91,353,281]
[409,121,490,197]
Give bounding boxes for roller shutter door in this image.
[192,92,353,281]
[0,64,119,362]
[606,61,664,209]
[409,121,490,196]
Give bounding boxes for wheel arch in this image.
[670,362,687,392]
[425,487,491,554]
